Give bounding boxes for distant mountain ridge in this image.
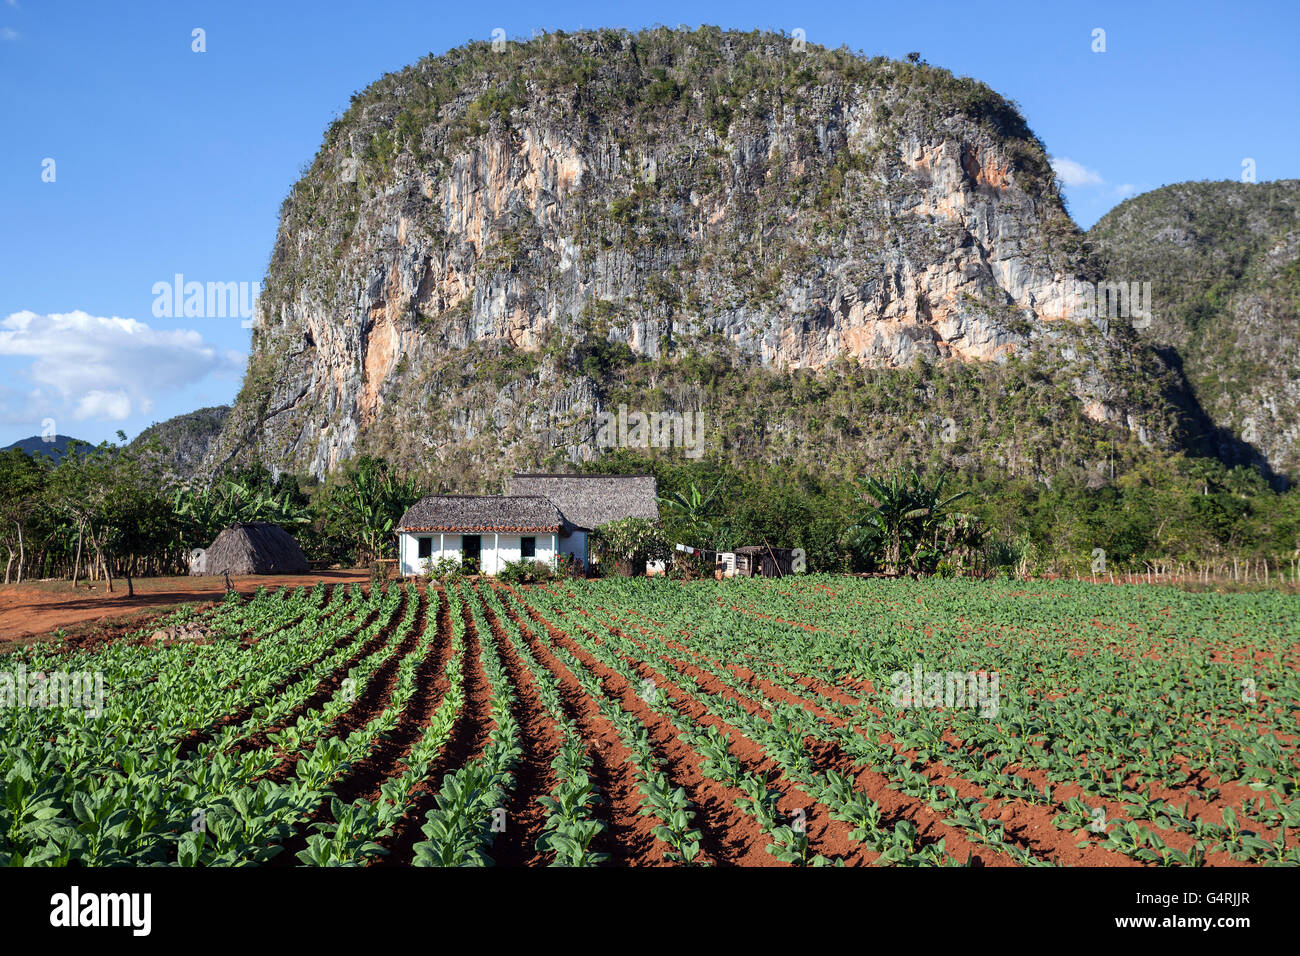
[3,406,231,481]
[128,406,231,481]
[1,434,91,464]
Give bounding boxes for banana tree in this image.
[324,457,424,564]
[173,474,310,546]
[657,479,724,550]
[847,469,974,576]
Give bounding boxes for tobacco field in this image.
[1,576,1297,866]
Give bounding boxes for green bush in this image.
[591,517,670,576]
[554,553,586,579]
[424,556,464,581]
[497,559,556,583]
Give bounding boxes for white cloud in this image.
[0,310,242,425]
[1,27,18,41]
[1113,183,1137,198]
[75,390,132,421]
[1049,156,1104,188]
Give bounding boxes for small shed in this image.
[194,522,309,576]
[733,546,797,578]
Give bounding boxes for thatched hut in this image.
[193,522,308,576]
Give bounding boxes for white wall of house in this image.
[479,533,558,575]
[398,532,459,576]
[399,532,558,576]
[557,529,588,567]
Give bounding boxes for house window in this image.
[521,536,536,559]
[417,537,432,560]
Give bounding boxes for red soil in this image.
[495,583,667,865]
[175,585,361,759]
[611,602,1293,865]
[473,583,562,867]
[0,570,372,647]
[581,602,1009,865]
[236,598,391,758]
[261,586,414,784]
[374,585,497,866]
[540,613,780,866]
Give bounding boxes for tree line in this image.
[589,448,1300,579]
[0,439,422,594]
[3,435,1297,589]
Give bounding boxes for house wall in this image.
[398,533,460,576]
[399,532,557,576]
[557,530,588,568]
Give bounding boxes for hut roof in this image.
[198,522,308,576]
[396,495,564,533]
[733,545,796,555]
[506,473,658,530]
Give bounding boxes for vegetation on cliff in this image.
[1089,180,1300,480]
[210,26,1164,483]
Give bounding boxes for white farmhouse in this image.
[395,495,562,576]
[396,473,658,576]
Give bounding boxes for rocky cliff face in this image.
[1089,180,1300,483]
[206,27,1178,485]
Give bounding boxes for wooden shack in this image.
[733,545,797,578]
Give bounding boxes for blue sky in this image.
[1,0,1296,448]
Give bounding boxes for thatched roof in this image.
[396,495,564,533]
[506,474,658,530]
[196,522,308,576]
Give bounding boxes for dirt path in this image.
[0,571,372,646]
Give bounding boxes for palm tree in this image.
[325,457,424,564]
[849,469,974,576]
